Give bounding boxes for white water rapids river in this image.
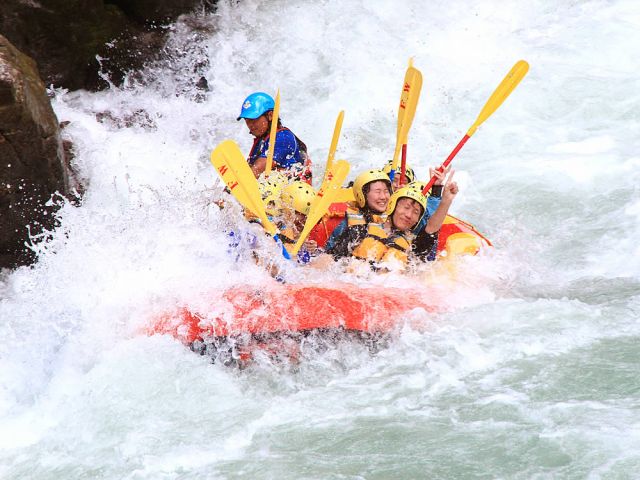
[1,0,640,478]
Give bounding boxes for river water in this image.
[1,0,639,478]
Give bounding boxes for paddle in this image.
[290,159,350,256]
[421,60,529,195]
[396,58,415,141]
[324,110,344,178]
[211,139,278,236]
[264,89,281,177]
[390,60,423,181]
[398,59,414,186]
[400,143,408,185]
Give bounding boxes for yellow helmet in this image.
[259,172,288,216]
[352,169,391,208]
[408,181,427,194]
[386,186,427,221]
[281,181,316,215]
[382,160,415,184]
[259,171,288,197]
[262,190,282,216]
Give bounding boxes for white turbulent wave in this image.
[1,0,640,478]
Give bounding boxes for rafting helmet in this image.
[259,172,288,215]
[352,169,392,208]
[408,180,427,194]
[386,186,427,226]
[259,171,288,196]
[382,160,415,184]
[281,181,316,215]
[237,92,275,121]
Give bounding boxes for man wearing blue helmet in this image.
[237,92,312,183]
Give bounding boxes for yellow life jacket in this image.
[345,203,386,228]
[351,223,412,264]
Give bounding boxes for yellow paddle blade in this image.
[265,89,281,176]
[291,159,350,255]
[399,67,422,147]
[391,65,423,171]
[335,186,355,203]
[324,110,344,175]
[396,59,419,139]
[210,139,277,235]
[466,60,529,136]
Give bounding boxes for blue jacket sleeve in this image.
[412,195,442,235]
[426,195,441,217]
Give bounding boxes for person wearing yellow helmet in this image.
[258,171,288,217]
[382,160,415,190]
[275,181,320,262]
[241,172,288,223]
[324,169,392,259]
[386,187,427,231]
[280,181,315,224]
[350,186,427,267]
[347,166,458,269]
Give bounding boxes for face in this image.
[279,206,307,232]
[293,212,307,231]
[365,180,391,213]
[244,111,272,137]
[392,197,422,231]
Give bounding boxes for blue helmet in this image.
[237,92,275,121]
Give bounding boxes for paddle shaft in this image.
[421,60,529,196]
[400,144,407,185]
[421,134,470,195]
[265,90,281,176]
[325,110,344,174]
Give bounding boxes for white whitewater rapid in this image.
[1,1,639,478]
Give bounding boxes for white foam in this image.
[2,0,640,476]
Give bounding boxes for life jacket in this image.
[308,202,348,248]
[351,223,413,265]
[345,203,386,229]
[248,126,313,184]
[325,204,388,260]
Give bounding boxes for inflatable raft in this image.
[148,215,489,365]
[438,214,491,256]
[150,282,443,365]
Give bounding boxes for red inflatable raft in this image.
[149,282,444,365]
[151,283,439,341]
[149,215,490,364]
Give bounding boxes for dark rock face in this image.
[0,35,70,269]
[0,1,215,269]
[0,0,213,91]
[108,0,208,24]
[1,0,130,90]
